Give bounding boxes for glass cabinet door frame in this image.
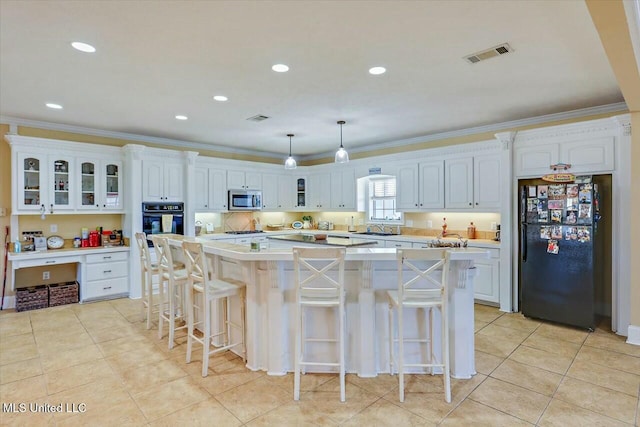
[76,158,100,211]
[16,152,47,211]
[102,160,123,210]
[49,155,75,212]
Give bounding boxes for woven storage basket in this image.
[49,281,79,307]
[16,285,49,312]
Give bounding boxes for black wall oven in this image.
[142,202,184,246]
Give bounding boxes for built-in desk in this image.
[8,246,130,303]
[165,234,488,379]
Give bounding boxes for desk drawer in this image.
[16,256,82,269]
[86,252,128,263]
[86,261,128,281]
[82,277,128,300]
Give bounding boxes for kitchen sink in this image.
[353,231,395,236]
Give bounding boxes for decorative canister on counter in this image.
[73,237,81,248]
[89,231,99,247]
[467,222,476,239]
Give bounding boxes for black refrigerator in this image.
[519,176,610,331]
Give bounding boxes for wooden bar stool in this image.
[151,235,188,349]
[135,232,159,329]
[182,241,246,377]
[387,248,451,403]
[292,246,346,402]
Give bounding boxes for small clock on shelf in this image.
[47,235,65,249]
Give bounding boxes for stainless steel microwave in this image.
[228,189,262,211]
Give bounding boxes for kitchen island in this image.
[164,235,488,379]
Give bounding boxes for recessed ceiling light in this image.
[369,66,386,75]
[175,115,188,120]
[46,103,63,109]
[213,95,228,102]
[272,64,289,73]
[71,42,96,53]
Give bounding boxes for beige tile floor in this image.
[0,299,638,426]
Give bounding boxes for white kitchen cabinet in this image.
[16,153,47,212]
[9,136,125,215]
[396,164,420,210]
[262,173,293,211]
[194,167,209,210]
[194,167,228,211]
[396,161,445,211]
[82,251,129,301]
[77,159,123,211]
[514,136,614,177]
[445,155,500,211]
[472,248,500,304]
[293,176,308,209]
[473,154,501,210]
[309,173,331,210]
[15,153,76,214]
[142,160,184,202]
[330,169,356,210]
[227,170,262,190]
[445,157,473,209]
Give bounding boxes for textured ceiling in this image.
[0,0,624,158]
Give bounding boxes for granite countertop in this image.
[267,234,378,247]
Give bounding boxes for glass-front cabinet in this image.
[78,160,97,210]
[103,161,122,210]
[16,153,74,212]
[76,159,123,211]
[17,153,46,211]
[294,177,307,209]
[51,157,73,212]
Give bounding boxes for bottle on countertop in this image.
[467,222,476,239]
[442,217,447,237]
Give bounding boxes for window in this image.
[367,176,403,224]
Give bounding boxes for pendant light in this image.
[284,133,297,169]
[335,120,349,163]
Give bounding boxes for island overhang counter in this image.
[163,234,489,379]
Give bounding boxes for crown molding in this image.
[304,102,628,161]
[0,115,284,160]
[1,102,627,162]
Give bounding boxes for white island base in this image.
[166,237,487,379]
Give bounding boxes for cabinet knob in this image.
[420,203,423,206]
[205,204,207,208]
[469,202,472,206]
[96,204,99,208]
[475,202,479,205]
[415,204,418,207]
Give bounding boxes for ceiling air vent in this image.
[464,43,513,64]
[246,114,270,122]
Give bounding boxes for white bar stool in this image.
[387,248,451,403]
[182,241,246,377]
[135,232,159,329]
[292,246,346,402]
[151,235,188,349]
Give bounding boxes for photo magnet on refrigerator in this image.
[547,239,559,254]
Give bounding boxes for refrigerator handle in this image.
[521,223,527,262]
